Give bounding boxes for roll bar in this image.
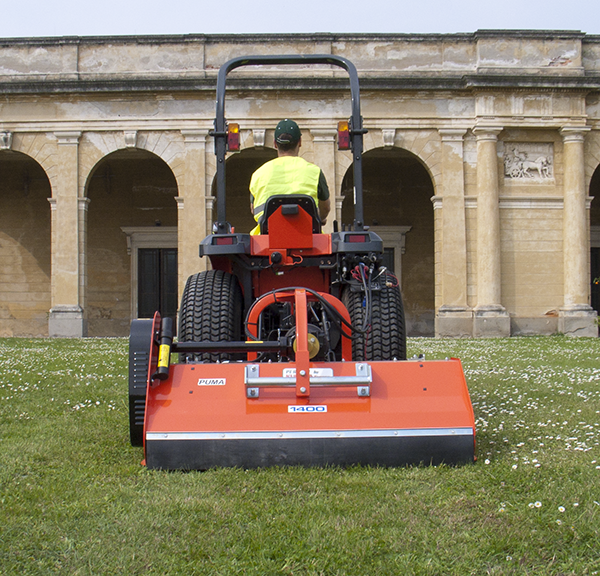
[212,55,366,233]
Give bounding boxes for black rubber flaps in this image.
[145,433,475,470]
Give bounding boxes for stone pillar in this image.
[78,197,90,321]
[49,131,87,337]
[559,127,597,336]
[178,130,210,295]
[335,194,345,226]
[310,129,337,233]
[435,129,473,337]
[473,127,510,337]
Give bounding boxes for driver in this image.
[249,119,331,235]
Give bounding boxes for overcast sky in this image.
[0,0,598,38]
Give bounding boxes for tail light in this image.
[337,121,350,150]
[227,123,240,151]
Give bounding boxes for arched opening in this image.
[212,147,278,233]
[341,148,435,336]
[0,151,51,336]
[590,165,600,314]
[86,150,178,336]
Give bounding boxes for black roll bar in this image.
[212,55,366,233]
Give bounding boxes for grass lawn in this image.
[0,336,599,575]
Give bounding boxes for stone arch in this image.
[0,148,52,336]
[80,131,186,197]
[340,145,436,336]
[84,147,179,336]
[211,142,278,234]
[335,150,353,188]
[8,133,59,192]
[363,129,442,195]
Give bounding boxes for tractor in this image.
[128,55,475,470]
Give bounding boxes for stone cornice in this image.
[0,30,593,45]
[1,74,599,96]
[1,30,600,97]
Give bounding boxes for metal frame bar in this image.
[213,55,365,233]
[244,362,372,399]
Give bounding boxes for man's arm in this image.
[317,170,331,224]
[319,198,331,224]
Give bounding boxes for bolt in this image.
[299,370,306,376]
[300,387,307,393]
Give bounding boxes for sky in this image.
[0,0,598,38]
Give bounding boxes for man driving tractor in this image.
[249,119,331,235]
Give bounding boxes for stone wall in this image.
[0,31,598,337]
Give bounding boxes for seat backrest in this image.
[260,195,321,235]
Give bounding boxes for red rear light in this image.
[227,123,240,151]
[214,237,235,245]
[337,121,350,150]
[347,234,368,243]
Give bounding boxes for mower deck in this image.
[143,358,475,470]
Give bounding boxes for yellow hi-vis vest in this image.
[249,156,320,235]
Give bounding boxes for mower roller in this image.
[128,55,476,470]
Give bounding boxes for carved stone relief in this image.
[504,143,554,180]
[0,132,13,150]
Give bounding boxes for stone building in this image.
[1,30,599,338]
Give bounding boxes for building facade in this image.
[1,30,599,338]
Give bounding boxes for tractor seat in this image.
[260,194,322,235]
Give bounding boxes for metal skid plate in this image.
[142,358,475,470]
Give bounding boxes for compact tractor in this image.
[128,55,475,470]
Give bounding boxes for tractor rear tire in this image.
[342,284,407,361]
[178,270,244,363]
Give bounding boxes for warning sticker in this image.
[282,368,334,378]
[197,378,226,386]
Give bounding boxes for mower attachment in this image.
[130,301,475,470]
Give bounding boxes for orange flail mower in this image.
[128,55,476,470]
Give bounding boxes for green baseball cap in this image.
[274,119,301,144]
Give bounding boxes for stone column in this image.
[178,130,210,296]
[435,129,472,337]
[78,197,90,321]
[559,127,597,336]
[473,127,510,337]
[49,131,87,337]
[310,129,337,233]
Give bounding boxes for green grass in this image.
[0,336,599,575]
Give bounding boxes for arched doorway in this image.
[86,150,178,336]
[0,150,51,336]
[341,148,435,336]
[590,165,600,314]
[212,147,278,234]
